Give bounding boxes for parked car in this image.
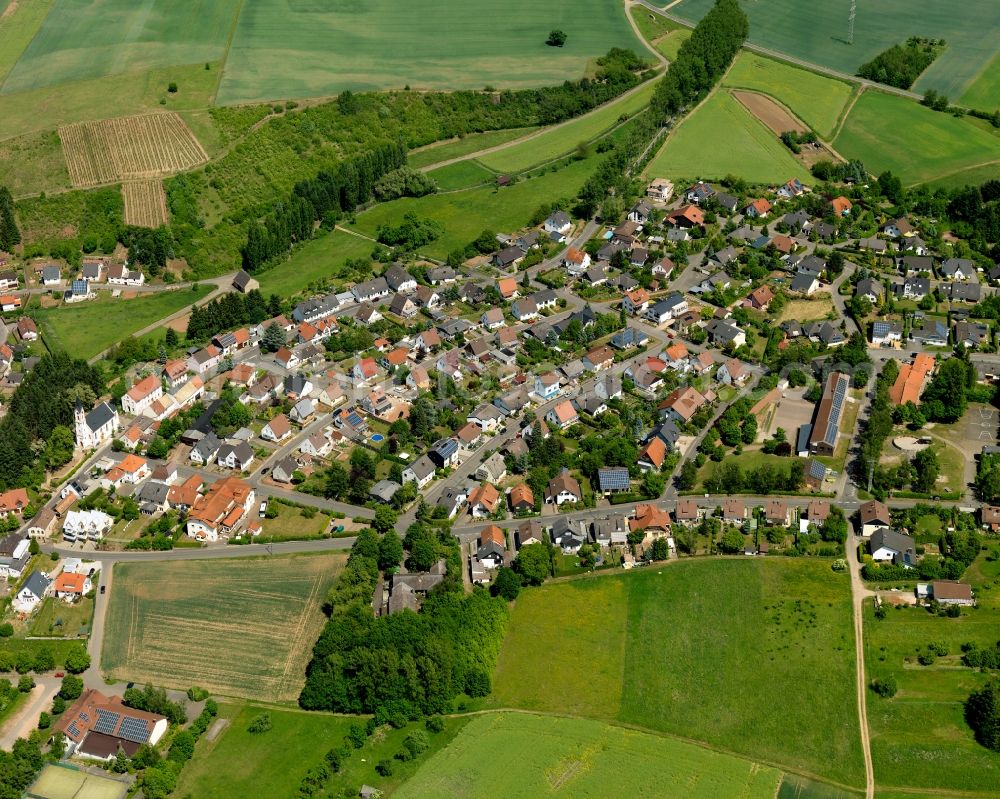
[259,500,268,518]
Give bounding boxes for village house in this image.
[186,477,255,541]
[468,483,500,518]
[56,689,168,761]
[859,499,891,537]
[546,469,581,505]
[107,264,145,286]
[53,570,92,602]
[121,374,163,416]
[869,527,916,567]
[14,571,51,613]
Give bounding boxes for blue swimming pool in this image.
[371,434,385,443]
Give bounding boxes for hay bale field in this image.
[101,554,345,702]
[59,112,208,187]
[122,179,169,227]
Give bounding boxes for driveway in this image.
[0,677,60,749]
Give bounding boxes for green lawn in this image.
[0,0,57,86]
[176,703,467,799]
[0,638,81,668]
[217,0,643,104]
[696,449,805,492]
[489,577,627,717]
[669,0,1000,100]
[34,285,211,360]
[254,229,375,298]
[396,712,783,799]
[629,4,678,45]
[491,560,864,787]
[28,596,94,638]
[477,81,656,174]
[349,150,599,260]
[427,160,497,191]
[833,89,1000,186]
[408,129,539,170]
[722,51,854,138]
[863,603,1000,795]
[258,503,331,541]
[647,89,810,184]
[1,0,241,95]
[656,29,691,61]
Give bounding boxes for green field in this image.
[217,0,643,104]
[962,49,1000,109]
[350,149,599,259]
[647,89,811,184]
[722,52,854,139]
[0,128,69,197]
[0,0,57,86]
[398,713,783,799]
[101,554,345,702]
[34,285,212,360]
[656,29,692,61]
[491,560,863,787]
[477,80,657,173]
[669,0,1000,100]
[254,228,375,298]
[28,596,93,638]
[427,160,497,191]
[408,129,539,170]
[176,702,467,799]
[0,0,240,95]
[833,90,1000,185]
[863,602,1000,795]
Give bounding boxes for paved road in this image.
[43,536,357,563]
[84,561,112,690]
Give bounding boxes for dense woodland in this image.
[0,187,19,252]
[0,353,104,491]
[184,289,278,341]
[300,527,508,717]
[857,37,941,89]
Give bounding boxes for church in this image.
[74,400,119,450]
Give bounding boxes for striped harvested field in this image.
[59,112,207,187]
[122,179,169,227]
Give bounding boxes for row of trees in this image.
[184,289,279,342]
[0,353,104,490]
[702,459,804,495]
[0,185,19,252]
[241,141,408,271]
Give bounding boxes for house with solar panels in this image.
[55,689,168,760]
[596,467,630,495]
[809,372,850,457]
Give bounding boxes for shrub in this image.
[403,729,430,757]
[187,686,209,701]
[37,712,51,729]
[0,623,13,637]
[426,716,445,733]
[59,675,84,700]
[167,82,178,93]
[18,675,34,692]
[247,712,272,734]
[346,723,367,749]
[375,759,394,777]
[871,676,898,698]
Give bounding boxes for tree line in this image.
[0,353,104,490]
[857,38,941,90]
[184,289,279,342]
[0,186,19,252]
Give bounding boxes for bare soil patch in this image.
[1,1,18,20]
[733,90,807,135]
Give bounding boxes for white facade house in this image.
[14,571,51,613]
[121,375,163,416]
[63,509,113,542]
[74,402,119,450]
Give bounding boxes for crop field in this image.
[102,554,345,702]
[122,179,168,228]
[122,180,168,227]
[646,89,811,185]
[722,52,854,139]
[59,112,208,188]
[863,602,1000,795]
[491,560,863,787]
[668,0,1000,100]
[477,80,657,174]
[216,0,642,104]
[962,50,1000,108]
[833,90,1000,185]
[0,0,241,95]
[396,713,783,799]
[0,0,56,86]
[35,285,211,360]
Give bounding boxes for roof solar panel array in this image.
[119,716,151,743]
[823,374,848,446]
[93,710,121,735]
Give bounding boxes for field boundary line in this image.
[454,708,865,795]
[906,157,1000,189]
[214,0,247,105]
[831,86,864,142]
[730,88,848,165]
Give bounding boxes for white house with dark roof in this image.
[74,401,119,450]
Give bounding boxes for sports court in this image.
[25,764,127,799]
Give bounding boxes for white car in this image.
[259,500,268,518]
